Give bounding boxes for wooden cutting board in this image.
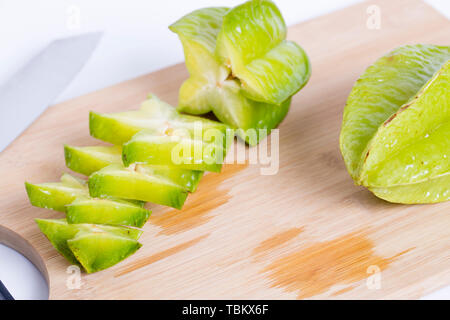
[1,0,449,299]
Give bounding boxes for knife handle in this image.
[0,280,14,300]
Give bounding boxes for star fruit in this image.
[170,0,311,145]
[340,44,450,204]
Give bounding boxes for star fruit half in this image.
[170,0,311,145]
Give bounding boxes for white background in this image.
[0,0,449,299]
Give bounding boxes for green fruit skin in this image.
[340,44,450,204]
[122,132,225,173]
[89,111,141,145]
[64,144,203,192]
[364,62,450,204]
[89,164,188,209]
[217,0,311,105]
[216,0,286,65]
[361,61,450,187]
[171,4,299,146]
[35,219,142,269]
[169,7,229,58]
[66,198,151,228]
[370,173,450,204]
[64,145,122,176]
[68,232,142,273]
[340,44,450,179]
[25,179,87,212]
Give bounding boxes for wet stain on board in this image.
[151,164,248,235]
[262,231,414,299]
[252,227,304,258]
[115,234,209,277]
[331,286,354,296]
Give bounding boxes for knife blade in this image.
[0,32,103,152]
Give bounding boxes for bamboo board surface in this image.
[0,0,449,299]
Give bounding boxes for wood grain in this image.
[0,0,449,299]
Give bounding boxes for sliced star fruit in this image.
[25,174,88,212]
[89,164,189,209]
[64,144,122,176]
[68,231,142,273]
[89,93,228,145]
[340,44,450,204]
[66,197,151,228]
[122,130,226,172]
[26,173,148,228]
[135,163,203,193]
[64,144,203,192]
[36,218,142,269]
[170,1,310,145]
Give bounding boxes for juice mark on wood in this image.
[252,227,304,259]
[115,234,209,277]
[331,286,354,296]
[262,231,414,299]
[151,164,248,235]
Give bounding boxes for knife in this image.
[0,32,103,152]
[0,280,14,300]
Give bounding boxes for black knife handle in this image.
[0,280,14,300]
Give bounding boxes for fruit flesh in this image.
[170,1,309,146]
[122,130,226,172]
[36,219,142,268]
[64,144,203,192]
[89,164,189,209]
[340,44,450,203]
[170,7,229,90]
[179,70,292,145]
[66,197,151,228]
